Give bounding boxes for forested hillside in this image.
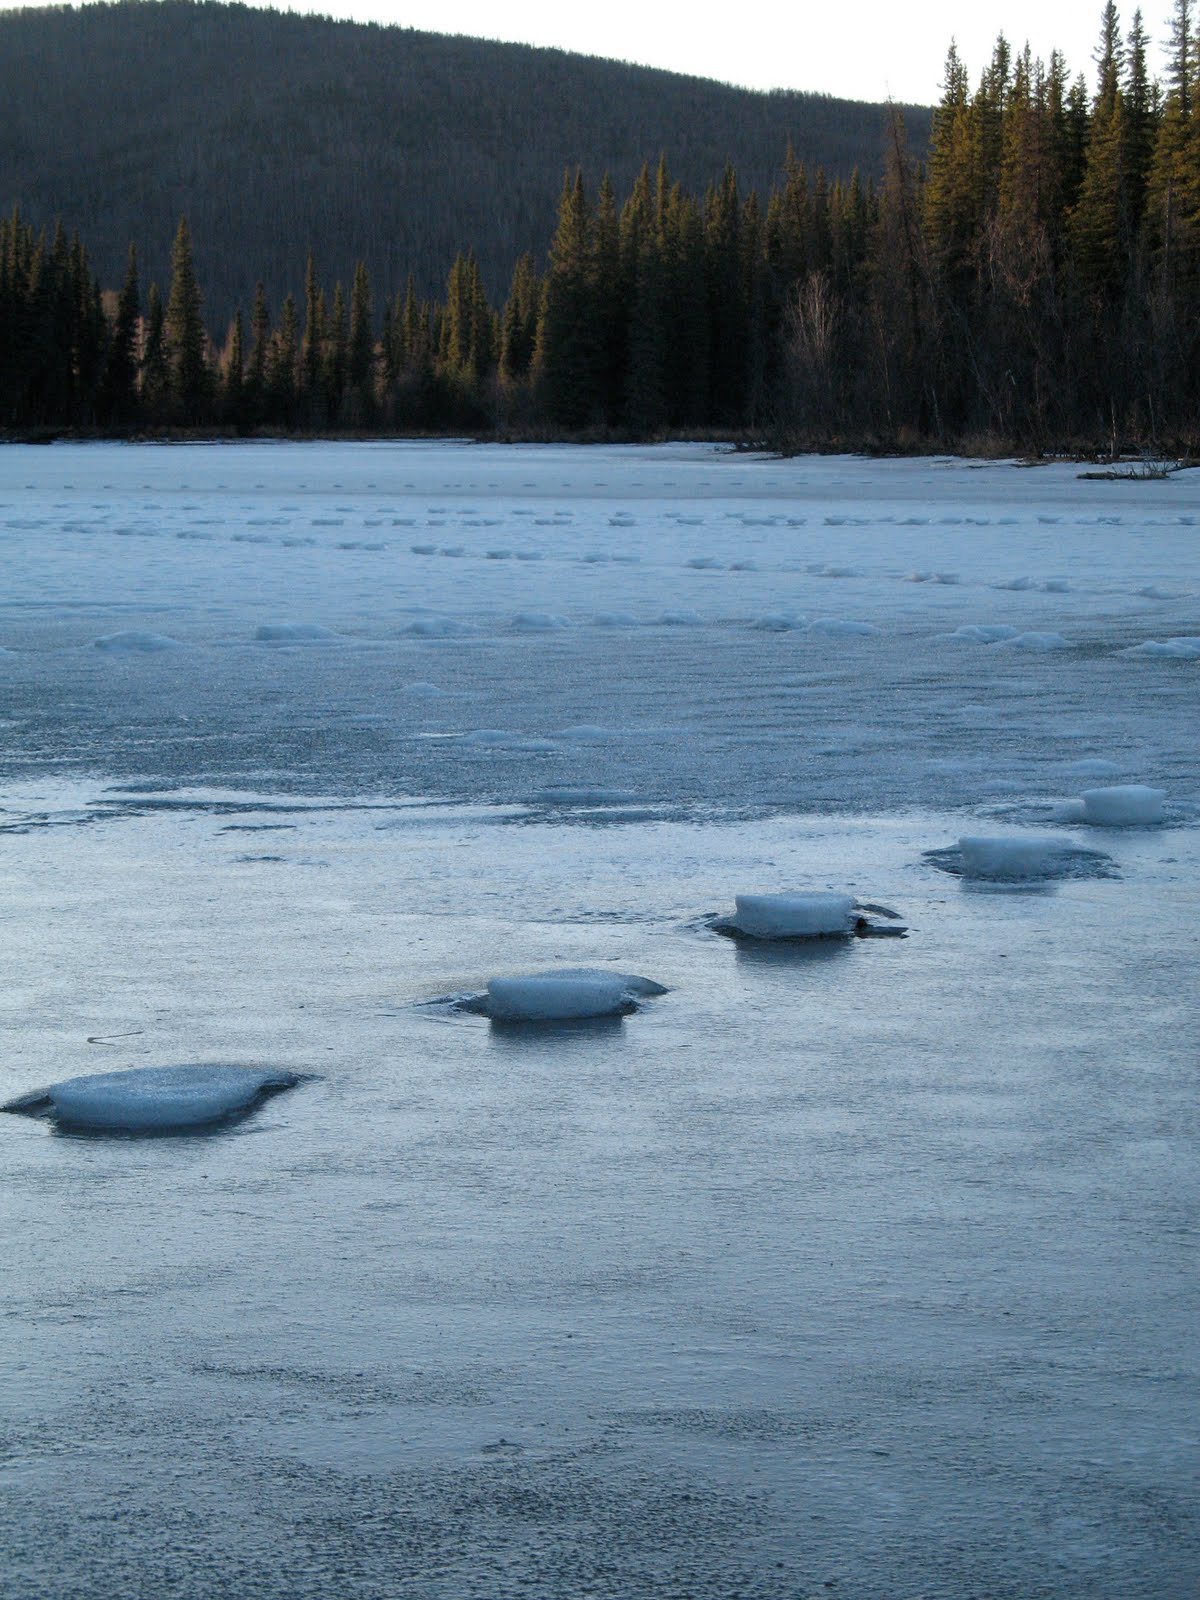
[0,0,928,319]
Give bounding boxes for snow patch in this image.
[945,625,1020,644]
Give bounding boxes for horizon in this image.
[0,0,1185,105]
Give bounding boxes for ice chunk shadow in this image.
[2,1063,308,1137]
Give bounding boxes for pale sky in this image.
[4,0,1183,102]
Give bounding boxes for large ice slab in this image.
[1080,785,1167,826]
[3,1063,302,1133]
[462,968,667,1022]
[726,893,859,939]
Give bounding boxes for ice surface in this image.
[473,968,666,1021]
[92,630,184,652]
[1003,631,1070,651]
[1068,759,1123,778]
[958,834,1078,879]
[727,892,859,938]
[3,1064,301,1132]
[532,786,639,805]
[1,444,1197,1600]
[1080,784,1167,826]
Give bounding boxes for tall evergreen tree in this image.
[164,217,209,422]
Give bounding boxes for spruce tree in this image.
[165,217,209,423]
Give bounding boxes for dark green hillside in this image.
[0,0,929,313]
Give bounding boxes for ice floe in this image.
[1122,636,1200,659]
[710,893,906,939]
[457,968,667,1021]
[2,1064,302,1133]
[1079,784,1167,826]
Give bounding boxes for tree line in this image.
[4,4,1200,453]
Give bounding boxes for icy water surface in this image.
[1,444,1197,1599]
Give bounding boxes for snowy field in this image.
[0,442,1196,1598]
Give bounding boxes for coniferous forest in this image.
[4,3,1200,454]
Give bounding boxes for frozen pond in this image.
[1,443,1197,1598]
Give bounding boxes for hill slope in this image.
[0,0,931,319]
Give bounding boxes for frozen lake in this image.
[1,443,1197,1598]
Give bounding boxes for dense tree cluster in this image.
[0,0,924,322]
[4,6,1200,452]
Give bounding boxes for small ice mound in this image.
[945,624,1020,644]
[3,1064,302,1134]
[464,968,666,1022]
[404,680,447,697]
[511,612,568,632]
[486,548,513,560]
[403,617,475,637]
[751,612,804,631]
[254,623,343,646]
[553,724,612,741]
[657,610,703,626]
[533,786,639,806]
[1080,785,1166,827]
[805,619,881,638]
[410,542,437,554]
[992,576,1036,591]
[686,556,722,570]
[1042,578,1070,593]
[609,514,636,527]
[816,564,864,578]
[1136,584,1180,599]
[1002,631,1070,651]
[92,630,183,653]
[729,559,758,572]
[592,611,639,628]
[1123,637,1200,660]
[720,893,859,939]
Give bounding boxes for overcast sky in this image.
[6,1,1182,102]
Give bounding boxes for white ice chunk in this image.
[92,630,183,652]
[592,611,639,628]
[1080,785,1166,826]
[5,1064,300,1132]
[483,968,664,1021]
[958,835,1076,879]
[657,609,703,626]
[946,624,1020,644]
[730,892,858,938]
[1123,636,1200,659]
